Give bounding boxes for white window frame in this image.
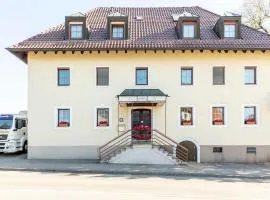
[210,104,228,128]
[94,106,112,129]
[178,105,196,128]
[183,24,195,39]
[69,22,83,39]
[224,24,236,39]
[242,104,259,127]
[54,106,72,129]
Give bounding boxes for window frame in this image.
[243,105,259,127]
[94,106,112,129]
[181,67,193,85]
[213,66,225,85]
[179,105,195,128]
[136,67,148,86]
[96,67,110,86]
[244,66,257,85]
[69,23,83,40]
[55,106,72,129]
[210,105,227,127]
[182,22,196,39]
[111,24,125,40]
[224,23,236,39]
[57,68,70,86]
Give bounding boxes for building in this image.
[7,7,270,163]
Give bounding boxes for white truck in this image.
[0,111,28,153]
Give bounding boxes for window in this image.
[247,147,256,154]
[180,107,194,126]
[181,68,193,85]
[213,67,225,85]
[224,24,236,38]
[96,67,109,86]
[58,68,70,86]
[112,25,124,39]
[212,107,225,126]
[97,108,109,127]
[245,67,256,85]
[183,24,195,38]
[70,24,83,39]
[244,106,257,125]
[57,109,70,127]
[213,147,223,153]
[136,68,148,85]
[15,119,26,130]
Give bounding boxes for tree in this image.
[242,0,270,33]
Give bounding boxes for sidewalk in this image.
[0,153,270,179]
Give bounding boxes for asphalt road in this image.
[0,171,269,200]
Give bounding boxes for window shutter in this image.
[213,67,225,85]
[97,68,109,86]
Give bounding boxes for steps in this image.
[99,129,189,165]
[102,144,182,165]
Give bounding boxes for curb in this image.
[0,167,269,179]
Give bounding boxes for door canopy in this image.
[118,89,168,106]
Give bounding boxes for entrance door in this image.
[131,109,151,141]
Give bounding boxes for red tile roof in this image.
[7,7,270,52]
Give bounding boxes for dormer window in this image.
[214,13,241,39]
[175,11,200,39]
[183,23,195,39]
[70,23,83,39]
[112,24,124,39]
[224,23,236,38]
[107,12,128,40]
[65,12,87,40]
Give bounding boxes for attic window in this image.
[112,24,124,39]
[70,22,83,39]
[183,23,195,38]
[65,13,86,40]
[224,22,236,38]
[107,12,128,40]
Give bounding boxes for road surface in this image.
[0,171,269,199]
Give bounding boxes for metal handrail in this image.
[99,129,132,161]
[100,134,131,155]
[99,128,189,162]
[152,129,189,161]
[101,137,132,160]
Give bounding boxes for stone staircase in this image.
[99,129,188,165]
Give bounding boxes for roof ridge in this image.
[195,6,220,17]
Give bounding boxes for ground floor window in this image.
[97,108,110,127]
[244,106,257,125]
[57,109,70,127]
[180,107,194,126]
[212,106,225,126]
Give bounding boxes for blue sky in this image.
[0,0,243,113]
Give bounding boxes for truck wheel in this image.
[23,141,28,153]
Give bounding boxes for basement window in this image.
[213,147,223,153]
[247,147,256,154]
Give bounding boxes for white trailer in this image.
[0,111,28,153]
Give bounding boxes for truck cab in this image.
[0,112,28,153]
